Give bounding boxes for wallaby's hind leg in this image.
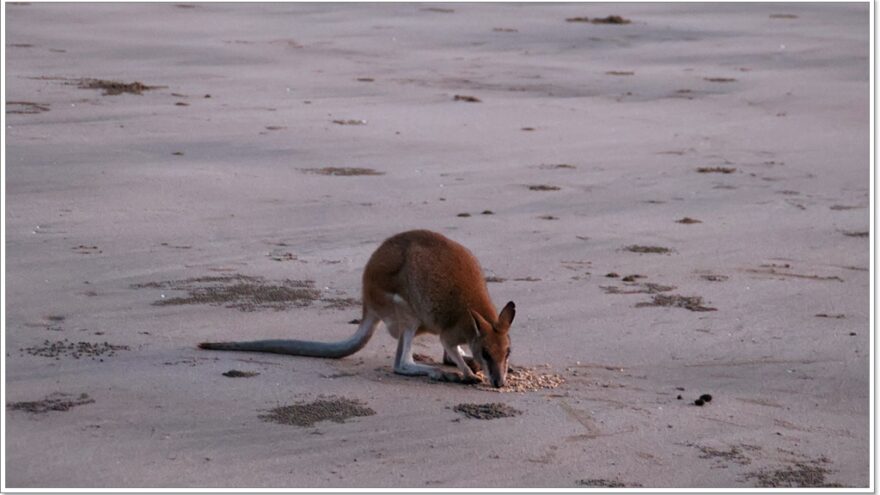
[392,324,471,383]
[443,347,481,373]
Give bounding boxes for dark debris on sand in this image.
[301,167,384,176]
[260,397,375,427]
[697,166,737,174]
[453,402,521,419]
[7,101,50,114]
[746,458,842,488]
[22,339,129,360]
[566,15,631,24]
[132,274,358,312]
[636,294,717,312]
[624,245,671,254]
[602,282,675,295]
[77,78,159,95]
[676,217,702,224]
[577,478,642,488]
[528,184,561,191]
[8,392,95,413]
[697,445,752,464]
[222,370,260,378]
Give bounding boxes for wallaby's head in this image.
[469,301,515,388]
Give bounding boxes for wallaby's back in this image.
[362,230,497,329]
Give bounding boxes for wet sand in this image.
[4,2,869,488]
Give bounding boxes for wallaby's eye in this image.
[506,348,511,358]
[481,349,492,363]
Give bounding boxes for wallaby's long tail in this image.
[198,314,379,359]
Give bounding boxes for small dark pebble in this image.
[677,395,682,400]
[453,94,481,103]
[699,393,712,402]
[849,332,857,336]
[605,272,619,278]
[348,319,361,325]
[481,210,494,215]
[694,399,705,406]
[457,213,471,217]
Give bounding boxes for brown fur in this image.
[200,230,515,387]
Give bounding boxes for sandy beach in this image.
[4,2,870,489]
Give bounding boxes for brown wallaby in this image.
[199,230,515,387]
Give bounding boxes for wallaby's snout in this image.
[492,375,506,388]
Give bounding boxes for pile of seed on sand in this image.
[21,339,129,360]
[474,366,565,393]
[453,402,521,419]
[259,397,375,427]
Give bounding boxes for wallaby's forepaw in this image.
[431,370,462,383]
[442,351,482,373]
[429,369,481,385]
[459,373,483,385]
[464,357,482,374]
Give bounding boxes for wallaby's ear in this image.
[470,309,492,336]
[497,301,516,330]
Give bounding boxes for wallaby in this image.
[199,230,515,387]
